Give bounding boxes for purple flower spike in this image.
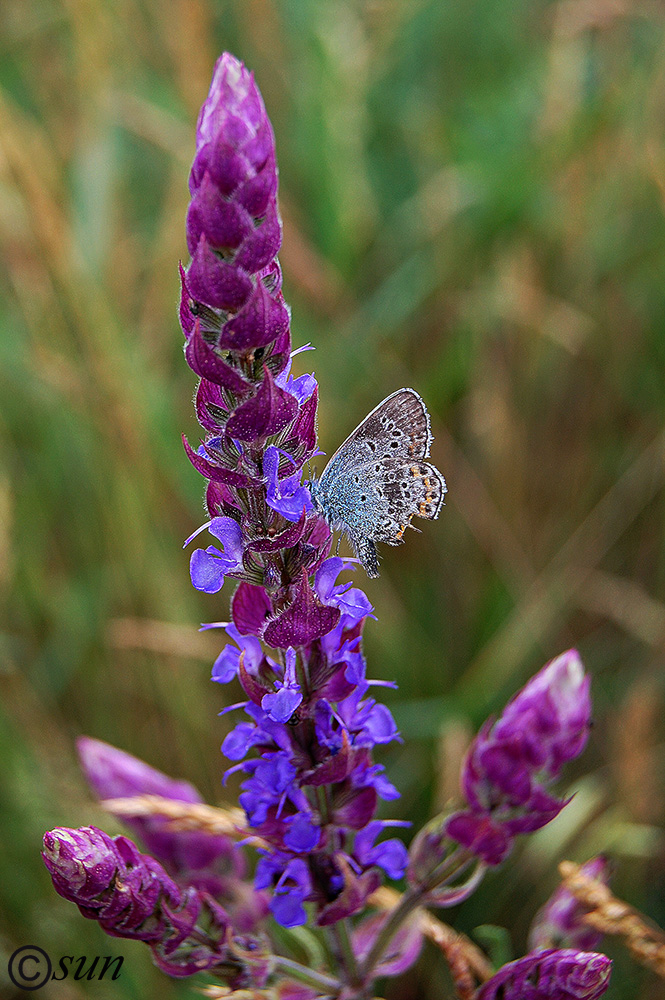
[42,826,246,978]
[447,650,591,865]
[475,949,612,1000]
[43,826,193,941]
[530,858,611,952]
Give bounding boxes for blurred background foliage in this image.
[1,0,665,996]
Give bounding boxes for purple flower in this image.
[315,557,375,624]
[237,749,308,827]
[261,648,303,723]
[190,517,244,593]
[353,822,408,880]
[529,858,610,952]
[475,949,612,1000]
[282,372,317,405]
[212,623,265,684]
[336,687,401,747]
[264,446,314,522]
[283,814,320,852]
[275,353,318,406]
[255,855,312,928]
[447,650,591,865]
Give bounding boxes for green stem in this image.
[358,849,477,983]
[272,954,342,993]
[421,846,471,894]
[357,884,423,982]
[332,917,363,988]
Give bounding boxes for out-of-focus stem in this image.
[357,884,422,982]
[370,885,493,983]
[272,954,342,992]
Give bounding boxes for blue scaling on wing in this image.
[309,388,446,577]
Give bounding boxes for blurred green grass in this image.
[2,0,665,996]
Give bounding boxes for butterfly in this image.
[309,388,446,577]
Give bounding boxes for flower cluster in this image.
[42,825,238,979]
[475,948,612,1000]
[40,52,614,1000]
[446,650,591,866]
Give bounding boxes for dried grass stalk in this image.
[560,859,665,978]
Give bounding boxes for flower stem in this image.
[357,884,423,982]
[333,917,363,988]
[422,846,473,893]
[272,954,342,993]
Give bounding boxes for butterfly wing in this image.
[312,389,446,577]
[320,388,433,480]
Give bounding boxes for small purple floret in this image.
[264,446,314,522]
[262,648,303,723]
[190,517,244,593]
